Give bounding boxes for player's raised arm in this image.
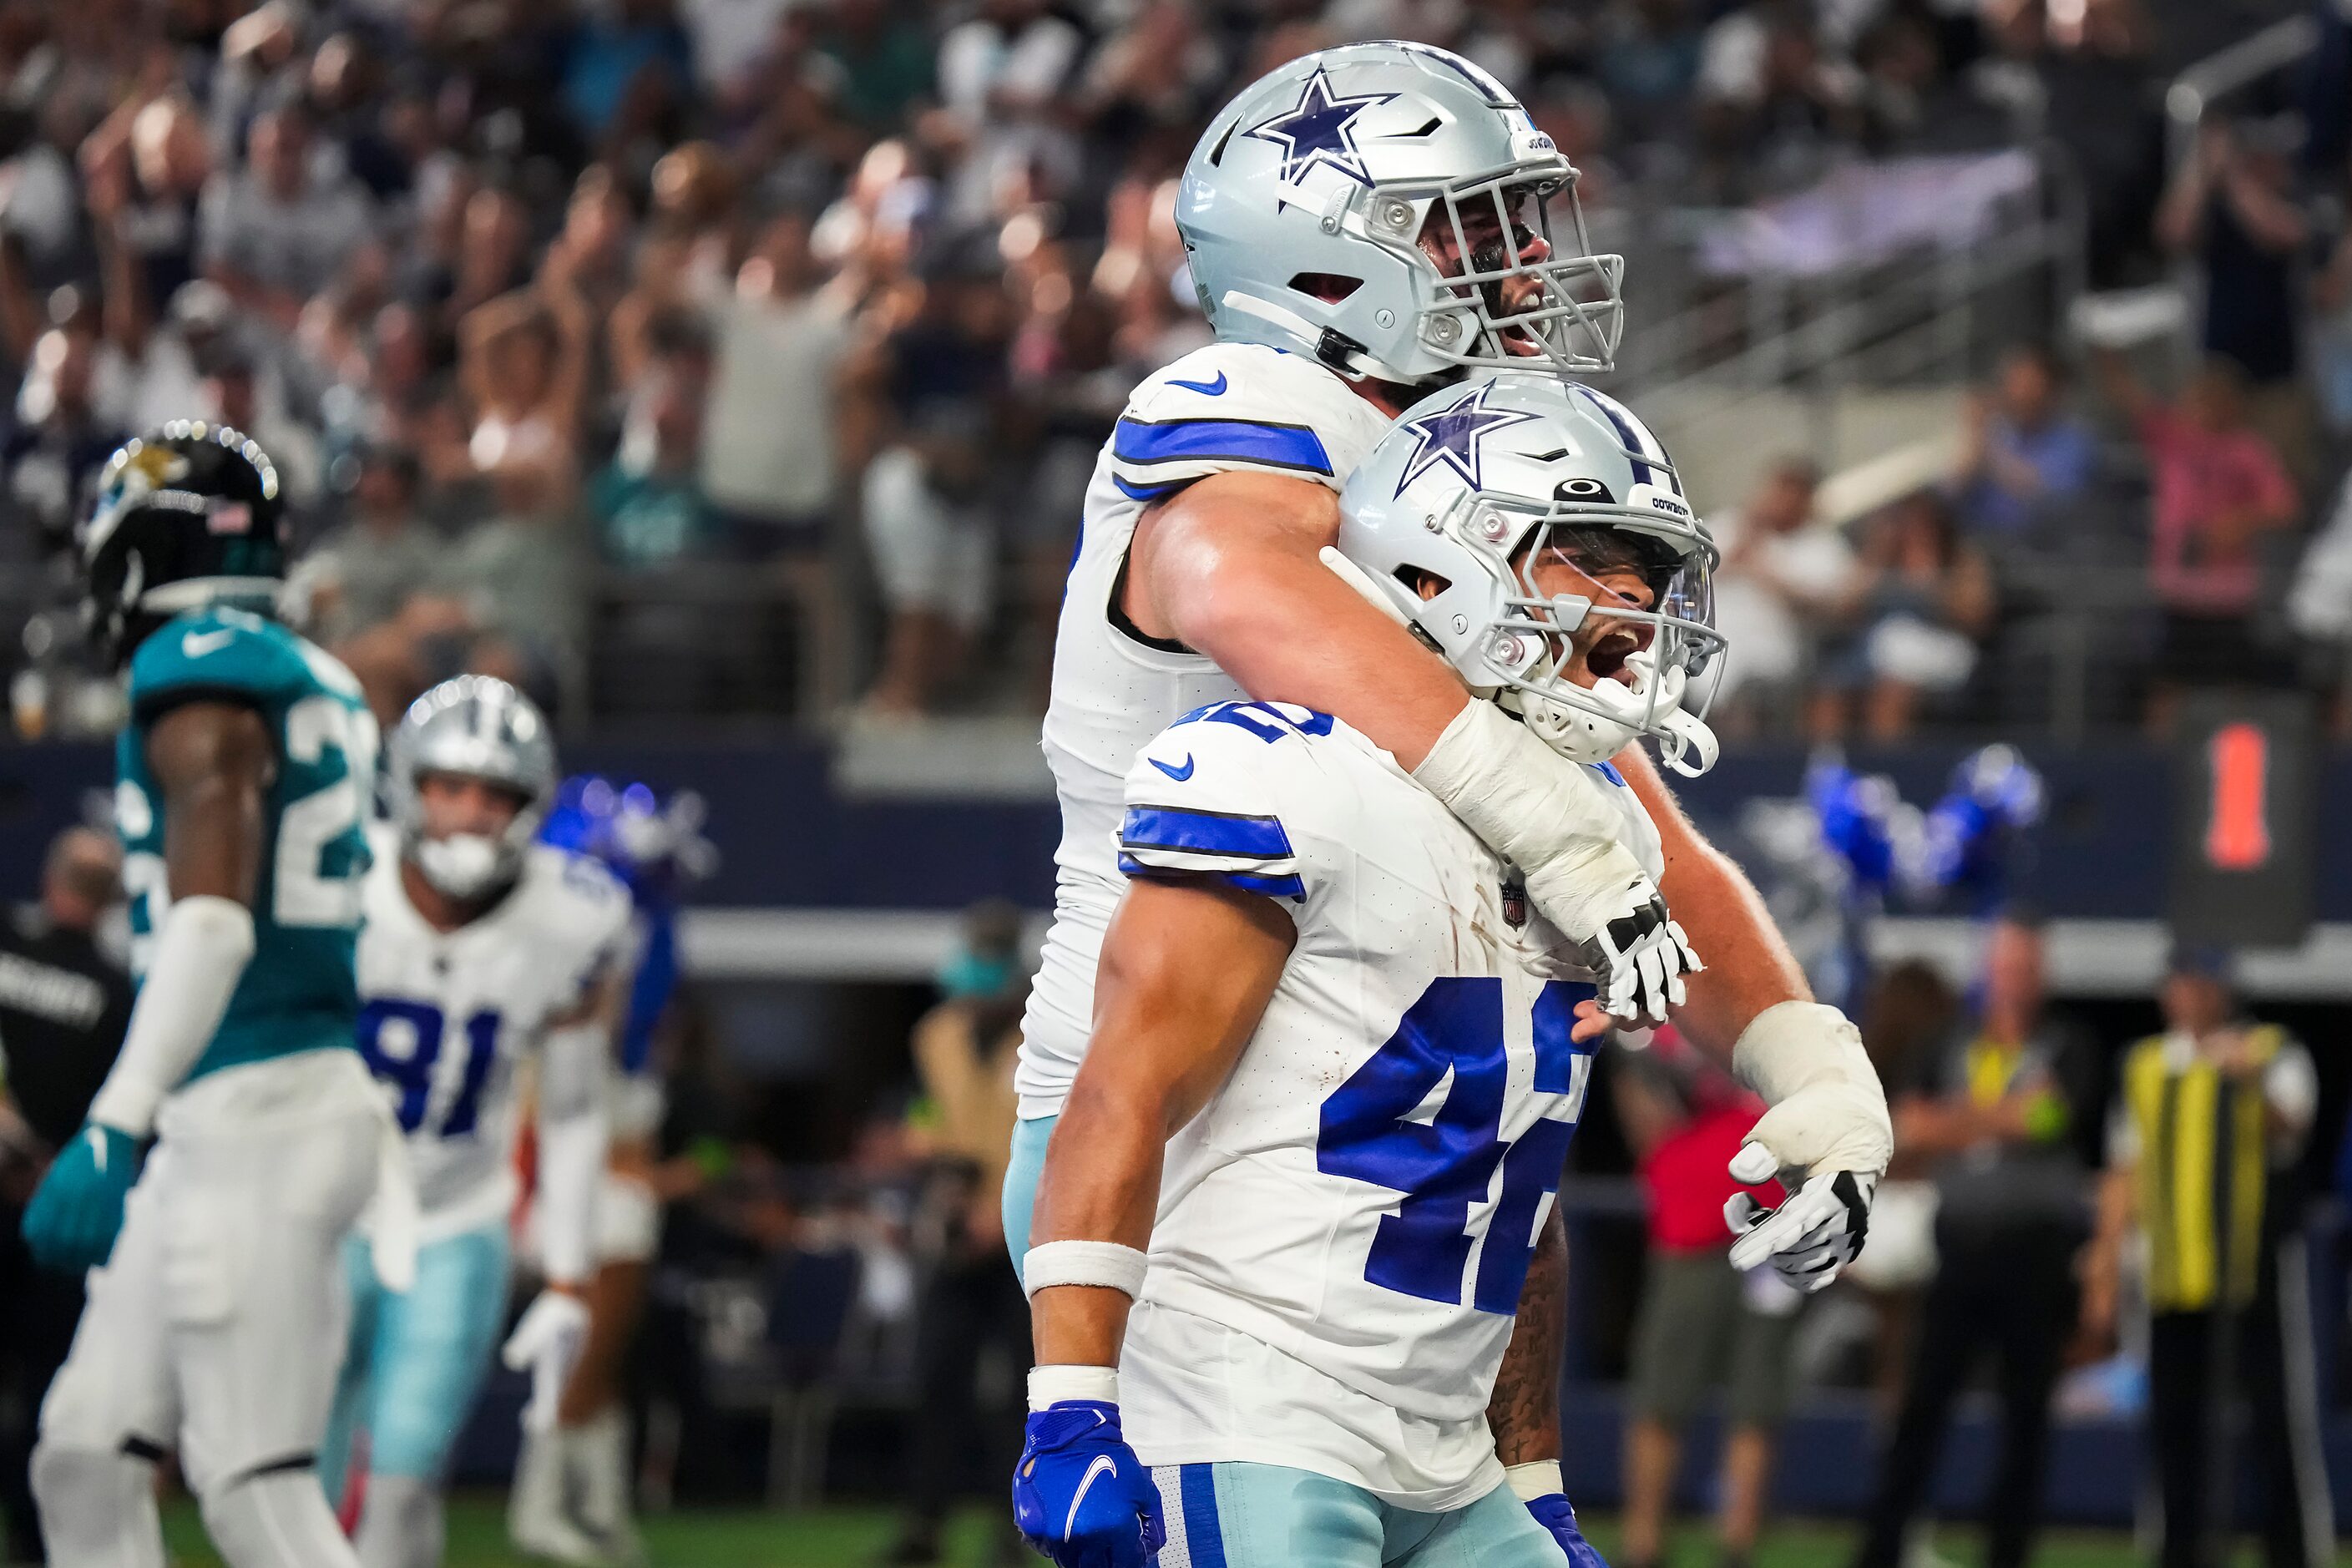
[21,700,272,1273]
[1016,875,1294,1568]
[1136,471,1469,769]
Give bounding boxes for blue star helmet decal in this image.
[1243,68,1399,188]
[1394,382,1541,496]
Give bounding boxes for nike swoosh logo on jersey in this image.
[1151,754,1196,781]
[181,628,236,658]
[1167,371,1227,396]
[1065,1454,1120,1540]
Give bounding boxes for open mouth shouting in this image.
[1578,625,1646,685]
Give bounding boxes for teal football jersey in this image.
[115,606,378,1082]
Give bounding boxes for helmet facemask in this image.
[388,675,557,902]
[1458,498,1724,775]
[409,773,539,900]
[1357,162,1624,379]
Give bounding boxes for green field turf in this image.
[149,1494,2263,1568]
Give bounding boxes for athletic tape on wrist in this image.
[1022,1239,1148,1300]
[1411,701,1636,938]
[1731,1000,1870,1103]
[1505,1461,1564,1501]
[1028,1364,1120,1411]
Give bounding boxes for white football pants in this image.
[34,1050,387,1568]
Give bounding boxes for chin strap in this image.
[1658,706,1719,776]
[1555,647,1721,776]
[1219,290,1393,381]
[1318,546,1415,627]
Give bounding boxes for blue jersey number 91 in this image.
[359,999,503,1136]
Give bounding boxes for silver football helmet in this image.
[1333,373,1726,775]
[1177,42,1624,387]
[387,675,557,898]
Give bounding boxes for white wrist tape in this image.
[1412,701,1649,940]
[1732,1000,1894,1176]
[1731,1001,1873,1103]
[89,894,255,1136]
[534,1105,607,1286]
[1505,1461,1564,1502]
[594,1170,661,1263]
[1022,1239,1148,1300]
[1028,1364,1120,1411]
[534,1018,610,1285]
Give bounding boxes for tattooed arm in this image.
[1492,1206,1607,1566]
[1489,1206,1566,1464]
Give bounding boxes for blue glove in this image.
[1525,1490,1608,1568]
[21,1123,141,1273]
[1011,1401,1165,1568]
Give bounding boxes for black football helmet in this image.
[80,422,286,670]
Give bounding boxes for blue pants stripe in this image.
[1181,1464,1227,1568]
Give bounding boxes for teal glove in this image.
[22,1123,141,1273]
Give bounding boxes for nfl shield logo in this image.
[1502,878,1527,928]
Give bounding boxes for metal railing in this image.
[2157,13,2327,376]
[586,558,852,723]
[2162,13,2324,172]
[1606,145,2087,408]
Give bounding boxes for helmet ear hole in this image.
[1399,567,1450,601]
[1288,272,1363,302]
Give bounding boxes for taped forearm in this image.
[1506,1464,1565,1501]
[534,1019,609,1284]
[535,1107,606,1285]
[1732,1000,1870,1101]
[1412,701,1645,937]
[1732,1000,1893,1175]
[88,895,254,1136]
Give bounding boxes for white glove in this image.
[1726,1154,1875,1292]
[1571,869,1703,1024]
[501,1289,592,1432]
[1723,1002,1893,1292]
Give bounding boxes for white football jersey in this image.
[355,827,633,1241]
[1019,341,1392,1119]
[1105,701,1659,1508]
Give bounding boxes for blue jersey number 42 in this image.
[1316,977,1591,1315]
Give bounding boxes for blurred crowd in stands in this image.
[0,0,2348,735]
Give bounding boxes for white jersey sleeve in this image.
[1115,702,1343,913]
[524,848,635,1014]
[1105,342,1388,503]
